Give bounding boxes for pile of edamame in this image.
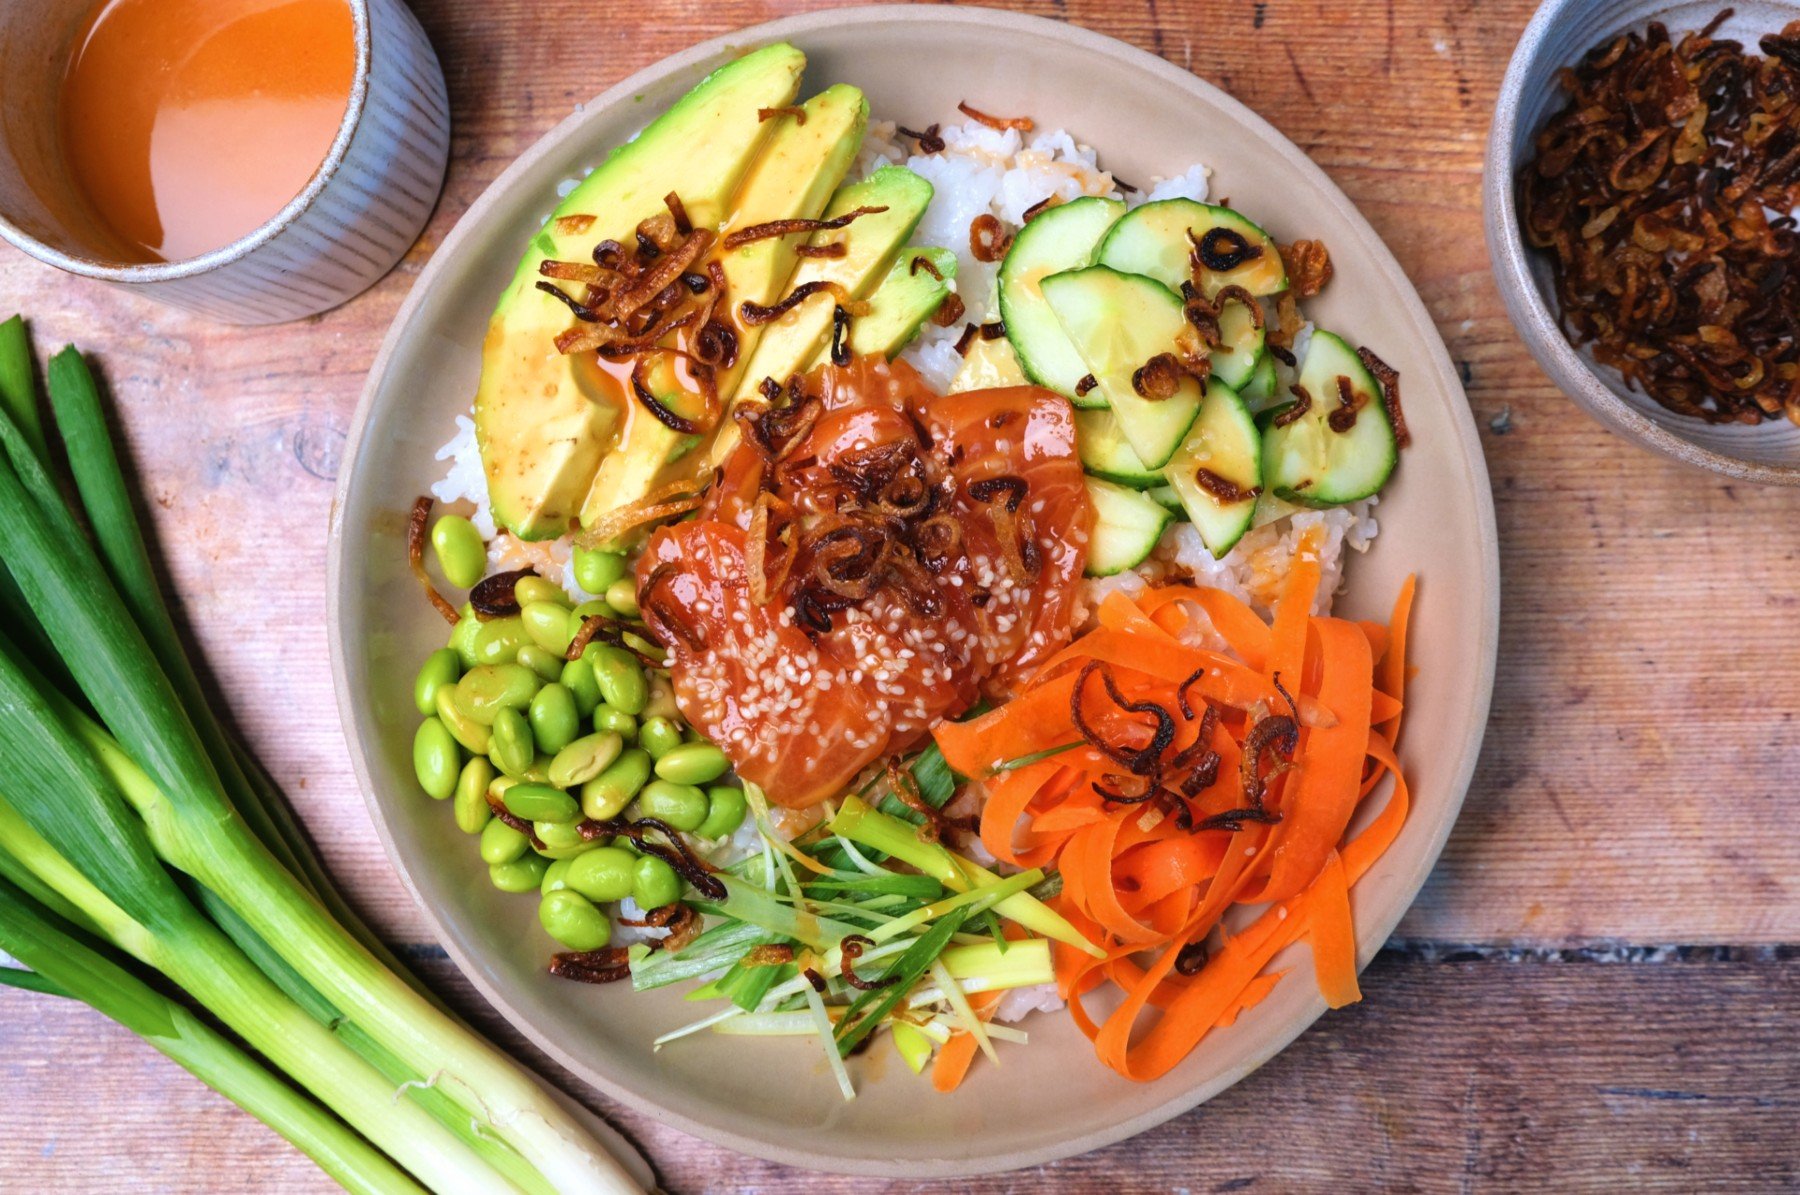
[412,517,747,955]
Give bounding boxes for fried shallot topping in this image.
[1277,239,1334,297]
[1520,18,1800,423]
[969,213,1014,263]
[957,100,1034,131]
[722,205,889,251]
[406,496,460,625]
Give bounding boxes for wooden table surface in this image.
[2,0,1795,1189]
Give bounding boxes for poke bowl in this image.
[329,6,1499,1177]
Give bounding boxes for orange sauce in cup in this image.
[58,0,355,263]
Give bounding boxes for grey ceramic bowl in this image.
[1486,0,1800,484]
[332,6,1499,1177]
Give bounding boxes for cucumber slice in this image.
[1095,198,1275,389]
[1240,351,1279,411]
[1261,330,1398,507]
[1084,476,1174,577]
[997,196,1127,407]
[1146,485,1187,517]
[1074,409,1159,488]
[1094,198,1287,299]
[1163,379,1262,558]
[1040,265,1201,469]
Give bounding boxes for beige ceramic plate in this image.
[329,7,1499,1178]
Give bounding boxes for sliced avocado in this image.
[949,333,1028,393]
[810,246,955,365]
[729,166,934,401]
[578,84,868,535]
[474,43,806,540]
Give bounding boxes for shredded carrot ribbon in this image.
[933,555,1416,1086]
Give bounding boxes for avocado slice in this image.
[728,166,933,403]
[949,333,1028,394]
[809,246,955,366]
[474,43,806,541]
[577,84,869,535]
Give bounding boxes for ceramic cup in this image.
[0,0,450,325]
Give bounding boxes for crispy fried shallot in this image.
[969,213,1014,263]
[957,100,1034,131]
[575,478,708,550]
[722,205,889,250]
[406,496,461,625]
[1357,346,1410,447]
[1277,239,1334,297]
[1521,18,1800,423]
[838,934,898,990]
[548,947,632,984]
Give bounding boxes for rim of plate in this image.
[328,5,1500,1177]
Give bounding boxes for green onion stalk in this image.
[0,707,489,1194]
[0,872,419,1194]
[0,328,637,1191]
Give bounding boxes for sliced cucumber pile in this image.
[1095,200,1282,391]
[997,197,1126,406]
[1162,380,1263,557]
[1084,476,1174,577]
[1040,266,1200,470]
[1261,330,1398,507]
[986,187,1399,575]
[1095,199,1287,298]
[1074,409,1160,488]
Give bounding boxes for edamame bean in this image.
[472,617,531,666]
[448,615,482,670]
[452,758,495,833]
[591,703,637,742]
[696,785,748,840]
[540,856,573,895]
[637,716,684,760]
[434,686,491,754]
[454,663,542,725]
[564,845,637,903]
[633,779,708,832]
[644,672,680,720]
[538,890,611,951]
[604,577,640,618]
[571,598,611,623]
[430,515,486,589]
[412,717,460,800]
[503,782,579,824]
[580,747,652,821]
[632,855,681,910]
[547,731,623,788]
[528,683,580,755]
[489,707,535,778]
[586,645,647,715]
[514,575,571,608]
[561,656,602,717]
[479,816,529,865]
[516,644,565,684]
[654,741,730,785]
[489,855,549,893]
[573,547,628,595]
[413,648,461,716]
[521,601,576,653]
[534,819,586,850]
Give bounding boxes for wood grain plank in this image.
[3,949,1793,1190]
